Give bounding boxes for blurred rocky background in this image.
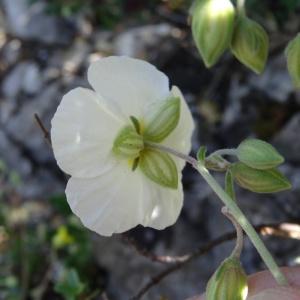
[0,0,300,299]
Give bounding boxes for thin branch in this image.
[34,113,52,146]
[130,222,300,300]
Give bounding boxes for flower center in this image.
[112,124,144,160]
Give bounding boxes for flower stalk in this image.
[146,142,289,286]
[237,0,246,16]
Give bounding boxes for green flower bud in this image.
[285,33,300,88]
[237,139,284,170]
[139,149,178,189]
[113,126,144,159]
[230,162,291,193]
[231,16,269,74]
[206,257,248,300]
[144,96,180,143]
[191,0,235,68]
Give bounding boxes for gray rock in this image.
[2,63,27,98]
[2,0,75,45]
[249,55,293,102]
[114,24,173,58]
[23,63,43,94]
[1,39,22,66]
[2,62,43,98]
[5,83,61,162]
[273,113,300,163]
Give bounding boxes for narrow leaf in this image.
[130,116,141,134]
[225,170,236,201]
[197,146,207,162]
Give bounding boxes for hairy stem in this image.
[146,142,289,286]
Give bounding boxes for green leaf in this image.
[285,33,300,88]
[130,116,141,134]
[225,170,236,201]
[231,16,269,74]
[230,162,291,193]
[49,194,72,216]
[54,268,85,300]
[143,97,180,143]
[237,139,284,170]
[197,146,207,162]
[139,149,178,189]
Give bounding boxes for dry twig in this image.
[34,113,52,146]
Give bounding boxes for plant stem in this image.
[146,142,289,286]
[207,148,237,159]
[222,207,243,259]
[237,0,246,16]
[196,162,288,285]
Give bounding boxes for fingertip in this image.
[247,286,300,300]
[248,266,300,296]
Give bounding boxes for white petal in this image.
[66,163,184,236]
[51,87,123,178]
[162,86,195,170]
[87,56,169,119]
[66,164,146,236]
[140,174,184,230]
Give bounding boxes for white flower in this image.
[51,56,194,236]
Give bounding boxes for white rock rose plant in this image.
[46,1,299,297]
[48,55,292,298]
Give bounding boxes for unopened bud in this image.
[231,16,269,74]
[191,0,235,68]
[285,33,300,88]
[237,139,284,170]
[230,162,291,193]
[206,257,248,300]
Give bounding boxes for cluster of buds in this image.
[231,139,291,193]
[191,0,268,73]
[191,0,300,87]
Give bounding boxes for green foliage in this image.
[54,268,85,300]
[197,146,207,162]
[49,194,72,216]
[285,33,300,88]
[225,170,236,201]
